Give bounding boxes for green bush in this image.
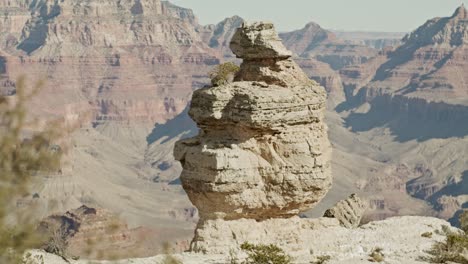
[422,224,468,263]
[208,62,240,87]
[240,242,292,264]
[313,255,331,264]
[422,232,433,238]
[368,247,385,262]
[0,77,62,263]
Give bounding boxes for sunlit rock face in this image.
[0,0,219,124]
[175,22,332,221]
[358,4,468,106]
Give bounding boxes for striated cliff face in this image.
[175,22,331,221]
[297,57,346,107]
[3,1,467,257]
[361,5,468,105]
[0,1,220,253]
[199,16,245,60]
[280,22,378,70]
[334,31,404,50]
[331,5,468,224]
[0,1,30,50]
[0,0,218,124]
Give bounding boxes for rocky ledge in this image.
[26,216,458,264]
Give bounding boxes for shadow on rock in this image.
[344,95,468,142]
[146,105,197,145]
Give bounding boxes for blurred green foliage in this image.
[240,242,292,264]
[0,77,62,263]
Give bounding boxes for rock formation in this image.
[323,194,367,228]
[0,0,217,251]
[39,206,139,258]
[297,57,346,107]
[26,216,461,264]
[360,4,468,105]
[38,205,189,259]
[175,21,331,221]
[279,22,378,70]
[199,16,245,60]
[2,1,467,259]
[334,31,404,50]
[0,0,218,123]
[337,5,468,222]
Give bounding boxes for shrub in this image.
[43,222,69,258]
[422,224,468,263]
[0,77,63,263]
[240,242,292,264]
[368,247,385,262]
[422,232,433,238]
[162,242,182,264]
[313,255,331,264]
[228,249,239,264]
[208,62,240,87]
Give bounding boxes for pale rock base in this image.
[26,216,459,264]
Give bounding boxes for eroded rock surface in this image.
[38,205,191,258]
[323,194,367,228]
[26,216,459,264]
[175,22,331,221]
[0,0,218,124]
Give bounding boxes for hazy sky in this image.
[170,0,467,32]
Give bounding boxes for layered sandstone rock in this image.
[0,0,218,124]
[323,194,367,228]
[175,22,331,221]
[338,5,468,223]
[360,4,468,105]
[296,57,346,107]
[0,1,218,251]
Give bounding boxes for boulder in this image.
[323,194,368,228]
[175,22,332,221]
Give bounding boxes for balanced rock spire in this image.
[230,22,313,87]
[175,22,332,221]
[230,22,292,60]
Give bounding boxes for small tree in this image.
[43,221,69,258]
[240,242,292,264]
[208,62,240,87]
[0,77,63,263]
[422,225,468,263]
